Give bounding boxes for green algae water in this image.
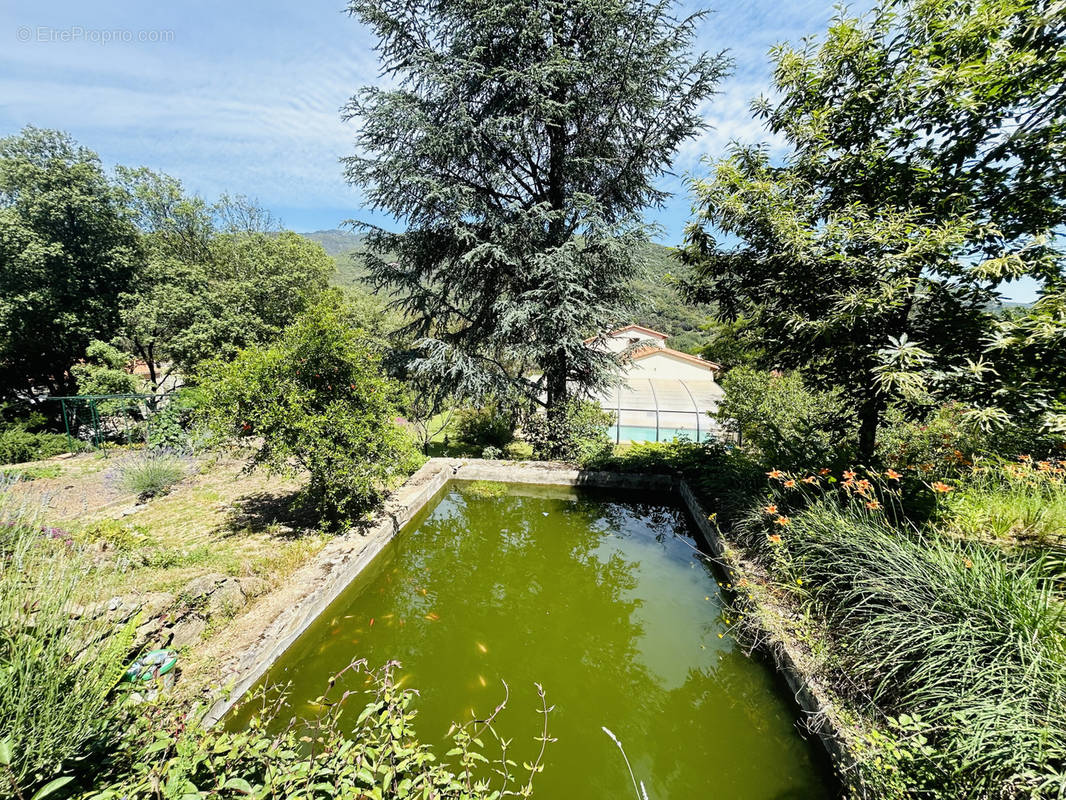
[229,483,832,798]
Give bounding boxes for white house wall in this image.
[628,351,718,382]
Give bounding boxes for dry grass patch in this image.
[6,448,333,683]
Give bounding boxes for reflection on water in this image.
[229,483,832,799]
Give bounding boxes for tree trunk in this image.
[545,358,569,420]
[146,342,159,395]
[857,390,883,465]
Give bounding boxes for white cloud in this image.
[0,0,855,227]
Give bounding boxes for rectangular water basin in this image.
[228,481,832,798]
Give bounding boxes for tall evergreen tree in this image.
[344,0,728,414]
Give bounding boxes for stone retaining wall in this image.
[203,459,452,725]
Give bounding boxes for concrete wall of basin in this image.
[202,458,850,781]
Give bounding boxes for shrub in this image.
[200,301,423,529]
[71,340,144,398]
[524,399,613,463]
[112,450,189,500]
[0,495,134,797]
[454,403,515,452]
[715,367,855,470]
[878,404,1066,477]
[0,426,71,465]
[80,660,550,799]
[876,403,987,476]
[145,388,207,451]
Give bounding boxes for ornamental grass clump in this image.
[0,489,133,798]
[760,494,1066,797]
[112,449,191,501]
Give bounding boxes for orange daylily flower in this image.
[818,468,831,476]
[885,469,901,481]
[783,479,797,488]
[768,534,783,544]
[764,504,778,515]
[843,469,856,480]
[866,499,881,510]
[802,475,818,484]
[774,516,791,526]
[931,481,954,493]
[767,469,784,479]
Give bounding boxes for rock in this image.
[138,592,176,620]
[169,615,207,649]
[207,578,247,617]
[181,573,225,603]
[118,504,147,518]
[134,617,165,648]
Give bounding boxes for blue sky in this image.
[0,0,1042,302]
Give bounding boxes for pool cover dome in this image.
[588,377,725,444]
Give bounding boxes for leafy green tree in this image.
[70,340,144,397]
[115,166,214,265]
[200,301,422,527]
[344,0,729,417]
[679,0,1065,460]
[453,402,516,453]
[204,231,336,356]
[715,367,855,470]
[115,169,334,388]
[696,316,765,372]
[984,281,1066,434]
[0,127,139,402]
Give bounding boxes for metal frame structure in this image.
[591,378,724,444]
[47,393,165,451]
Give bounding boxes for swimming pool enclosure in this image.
[588,377,726,444]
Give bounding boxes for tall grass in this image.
[112,449,190,500]
[0,488,132,797]
[772,500,1066,796]
[944,459,1066,545]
